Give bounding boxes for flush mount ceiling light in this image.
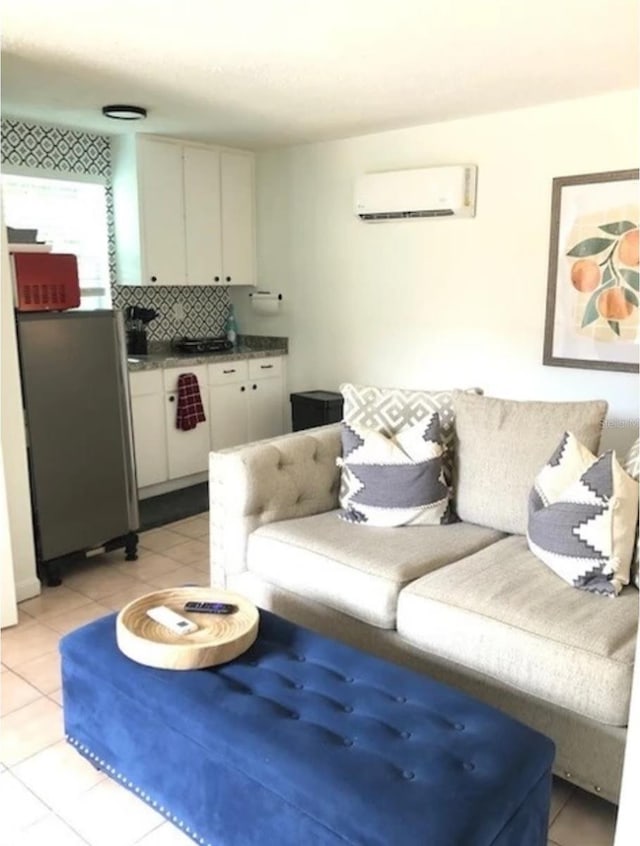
[101,104,147,120]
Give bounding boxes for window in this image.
[1,173,111,309]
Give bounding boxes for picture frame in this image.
[543,168,639,373]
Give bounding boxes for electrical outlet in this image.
[172,302,185,321]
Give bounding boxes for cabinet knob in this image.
[214,276,220,282]
[169,396,175,402]
[240,386,246,392]
[252,384,257,390]
[225,276,232,282]
[150,275,157,282]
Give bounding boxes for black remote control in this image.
[184,601,238,615]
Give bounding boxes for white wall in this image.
[1,204,40,604]
[237,89,639,453]
[0,448,18,628]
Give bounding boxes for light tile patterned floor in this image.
[0,511,619,845]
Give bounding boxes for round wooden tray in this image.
[116,587,259,670]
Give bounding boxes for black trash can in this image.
[290,390,344,432]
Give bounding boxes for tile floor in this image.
[0,512,619,845]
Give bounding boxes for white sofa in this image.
[209,389,639,804]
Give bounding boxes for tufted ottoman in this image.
[60,610,554,846]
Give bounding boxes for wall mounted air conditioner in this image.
[354,165,477,221]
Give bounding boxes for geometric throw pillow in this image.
[337,412,450,527]
[339,382,481,519]
[527,431,639,597]
[621,437,640,589]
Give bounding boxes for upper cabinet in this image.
[220,151,255,286]
[112,135,255,287]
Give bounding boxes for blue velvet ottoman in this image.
[60,610,555,846]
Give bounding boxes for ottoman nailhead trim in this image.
[65,734,211,846]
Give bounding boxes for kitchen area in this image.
[2,120,289,602]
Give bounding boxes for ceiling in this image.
[1,0,638,150]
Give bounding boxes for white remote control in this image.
[146,606,198,636]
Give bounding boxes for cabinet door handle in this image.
[260,364,273,370]
[150,276,157,282]
[223,369,236,374]
[214,276,220,282]
[169,395,175,403]
[225,276,232,282]
[252,384,257,390]
[240,386,246,392]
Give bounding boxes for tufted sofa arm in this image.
[209,424,342,584]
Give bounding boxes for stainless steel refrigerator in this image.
[16,310,139,585]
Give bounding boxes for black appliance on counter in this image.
[171,336,233,355]
[125,306,158,355]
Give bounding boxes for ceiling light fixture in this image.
[102,105,147,121]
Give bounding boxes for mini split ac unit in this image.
[354,164,477,221]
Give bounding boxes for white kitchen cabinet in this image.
[112,135,255,287]
[128,356,284,495]
[183,145,222,284]
[138,139,186,285]
[247,358,284,441]
[163,365,210,479]
[129,370,169,488]
[207,357,284,450]
[220,151,256,286]
[208,360,249,449]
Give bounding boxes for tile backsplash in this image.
[2,117,231,339]
[112,284,229,340]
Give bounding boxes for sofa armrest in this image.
[209,424,342,584]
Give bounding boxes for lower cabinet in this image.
[163,364,210,479]
[130,356,285,494]
[208,357,284,450]
[129,370,169,488]
[208,376,249,449]
[247,359,285,441]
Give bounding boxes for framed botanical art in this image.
[543,168,639,372]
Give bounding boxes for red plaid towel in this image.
[176,373,206,431]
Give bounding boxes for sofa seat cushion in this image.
[247,512,505,629]
[397,535,638,726]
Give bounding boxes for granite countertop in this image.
[127,335,288,372]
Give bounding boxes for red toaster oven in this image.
[12,252,81,312]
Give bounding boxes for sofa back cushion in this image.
[452,392,608,535]
[340,382,479,516]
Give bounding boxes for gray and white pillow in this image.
[622,437,640,589]
[339,382,479,518]
[527,432,639,597]
[338,412,449,527]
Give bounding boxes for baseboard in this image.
[138,472,208,501]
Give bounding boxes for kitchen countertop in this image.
[127,336,288,372]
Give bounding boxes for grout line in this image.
[548,786,575,826]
